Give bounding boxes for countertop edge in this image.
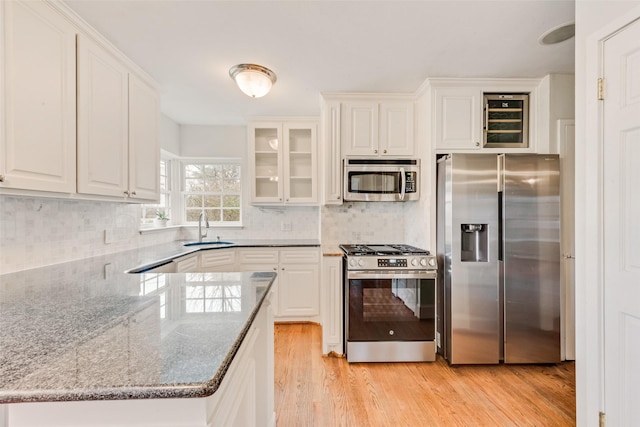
[0,274,275,404]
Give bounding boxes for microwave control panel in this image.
[405,172,417,193]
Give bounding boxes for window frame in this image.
[180,158,243,227]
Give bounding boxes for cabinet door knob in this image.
[475,142,480,147]
[124,191,129,196]
[131,191,136,196]
[383,150,387,154]
[374,149,378,154]
[337,196,341,200]
[0,175,5,182]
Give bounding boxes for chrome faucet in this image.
[198,211,209,243]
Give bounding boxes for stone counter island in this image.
[0,249,276,427]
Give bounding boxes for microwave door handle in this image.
[400,168,406,200]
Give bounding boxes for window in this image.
[182,161,241,225]
[141,158,171,225]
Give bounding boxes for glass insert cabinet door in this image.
[249,121,317,205]
[250,123,283,203]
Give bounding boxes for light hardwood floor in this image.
[274,323,575,427]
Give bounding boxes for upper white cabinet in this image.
[433,87,483,150]
[342,98,414,157]
[77,34,159,202]
[320,99,343,205]
[0,0,77,193]
[430,79,541,152]
[248,119,318,205]
[0,0,159,201]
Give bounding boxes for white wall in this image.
[180,125,246,158]
[160,114,181,155]
[575,1,640,426]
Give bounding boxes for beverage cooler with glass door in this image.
[483,93,529,148]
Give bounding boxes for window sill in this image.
[139,225,182,235]
[139,224,244,235]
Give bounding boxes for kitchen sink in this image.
[183,241,234,246]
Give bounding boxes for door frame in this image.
[579,5,640,426]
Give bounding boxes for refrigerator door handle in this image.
[497,154,505,193]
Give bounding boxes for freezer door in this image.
[502,154,561,363]
[447,154,500,364]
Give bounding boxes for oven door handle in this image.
[347,271,436,280]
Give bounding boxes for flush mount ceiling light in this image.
[229,63,277,98]
[538,22,575,45]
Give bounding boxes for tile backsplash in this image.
[0,196,320,274]
[0,196,181,274]
[0,195,422,274]
[320,202,407,248]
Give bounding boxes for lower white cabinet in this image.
[278,250,320,320]
[173,253,199,273]
[199,249,236,272]
[321,255,344,355]
[237,247,320,321]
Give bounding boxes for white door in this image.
[559,119,575,360]
[603,17,640,426]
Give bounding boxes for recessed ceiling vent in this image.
[539,22,575,45]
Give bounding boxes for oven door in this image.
[346,271,435,343]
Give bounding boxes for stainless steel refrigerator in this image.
[436,153,561,364]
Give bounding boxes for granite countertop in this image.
[0,244,282,404]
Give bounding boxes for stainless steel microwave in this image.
[343,158,420,202]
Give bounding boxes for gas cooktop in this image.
[339,244,430,256]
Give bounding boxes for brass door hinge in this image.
[599,411,606,427]
[598,78,605,100]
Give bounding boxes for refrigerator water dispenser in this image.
[460,224,488,262]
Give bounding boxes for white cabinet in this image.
[77,34,159,202]
[433,87,483,150]
[236,247,319,321]
[173,253,199,273]
[342,99,414,157]
[320,99,343,205]
[278,250,320,319]
[430,79,541,152]
[0,0,77,193]
[199,249,236,272]
[321,255,343,355]
[237,248,280,315]
[248,119,318,205]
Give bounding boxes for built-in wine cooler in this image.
[483,93,529,148]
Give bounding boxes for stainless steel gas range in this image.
[340,244,437,363]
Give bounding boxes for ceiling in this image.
[64,0,575,126]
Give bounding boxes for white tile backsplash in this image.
[0,195,428,274]
[0,196,180,274]
[320,202,407,248]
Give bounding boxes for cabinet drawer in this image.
[280,249,319,264]
[174,254,199,272]
[237,249,279,265]
[200,249,236,270]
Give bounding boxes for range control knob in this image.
[358,259,365,267]
[411,258,418,267]
[349,258,357,267]
[428,258,437,267]
[420,258,428,267]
